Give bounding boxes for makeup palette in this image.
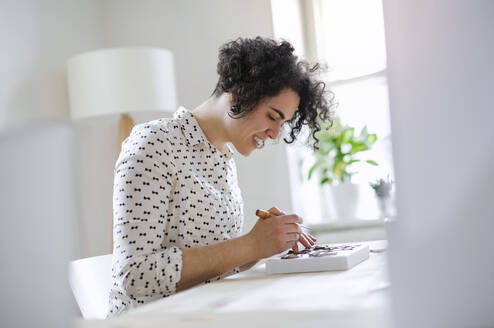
[265,243,369,274]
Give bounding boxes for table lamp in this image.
[67,47,177,251]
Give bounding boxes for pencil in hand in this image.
[255,209,312,230]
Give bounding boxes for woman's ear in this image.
[230,93,236,103]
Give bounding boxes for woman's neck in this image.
[191,94,231,154]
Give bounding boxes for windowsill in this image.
[309,218,387,244]
[308,218,385,233]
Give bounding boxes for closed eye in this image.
[268,114,276,121]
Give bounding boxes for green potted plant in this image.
[308,117,378,220]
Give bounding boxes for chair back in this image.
[69,254,113,319]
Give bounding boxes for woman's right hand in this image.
[246,207,303,259]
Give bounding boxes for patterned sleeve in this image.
[109,124,182,314]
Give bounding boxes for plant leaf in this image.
[366,159,379,166]
[308,159,324,180]
[350,142,368,155]
[366,134,377,144]
[341,128,354,143]
[321,177,333,185]
[346,159,360,165]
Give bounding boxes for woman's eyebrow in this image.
[269,107,285,120]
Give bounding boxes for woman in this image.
[107,37,333,317]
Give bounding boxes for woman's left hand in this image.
[292,232,317,253]
[267,207,317,253]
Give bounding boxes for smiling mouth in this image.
[253,135,264,149]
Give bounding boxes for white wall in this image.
[2,0,296,258]
[0,0,105,128]
[103,0,274,109]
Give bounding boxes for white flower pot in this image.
[321,183,361,221]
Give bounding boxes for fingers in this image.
[280,234,317,256]
[282,222,302,234]
[265,207,303,225]
[291,241,299,253]
[289,233,317,252]
[298,233,314,249]
[268,206,285,216]
[285,232,300,242]
[253,207,314,257]
[282,215,303,225]
[306,234,317,243]
[285,232,315,248]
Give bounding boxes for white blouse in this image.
[107,107,244,317]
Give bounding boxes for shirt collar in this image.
[174,106,233,160]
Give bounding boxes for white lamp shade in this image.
[67,47,177,119]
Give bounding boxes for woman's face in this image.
[227,88,300,156]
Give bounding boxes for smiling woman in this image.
[197,87,300,156]
[212,37,333,151]
[107,37,335,317]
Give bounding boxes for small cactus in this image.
[370,176,393,198]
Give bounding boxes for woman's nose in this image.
[266,124,281,139]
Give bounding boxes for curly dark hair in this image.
[213,37,335,150]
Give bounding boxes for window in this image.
[272,0,394,224]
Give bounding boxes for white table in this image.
[75,240,391,328]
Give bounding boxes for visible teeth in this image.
[253,135,263,148]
